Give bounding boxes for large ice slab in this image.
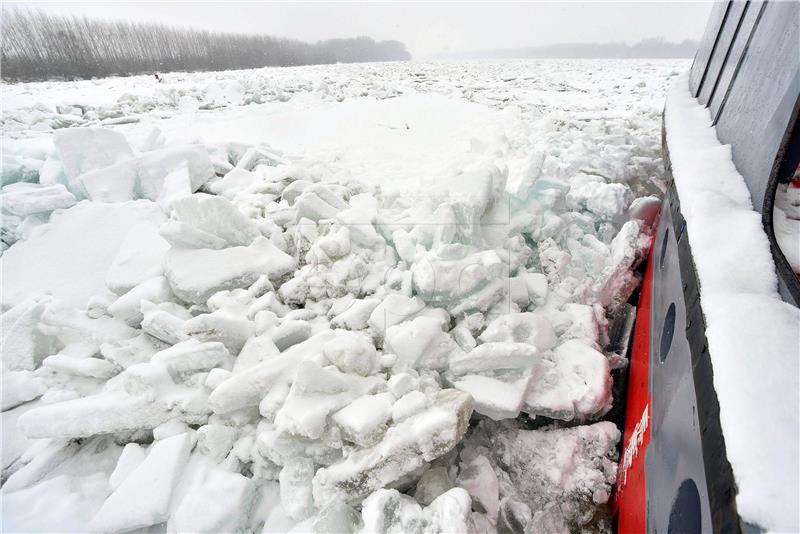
[105,221,171,294]
[164,237,295,304]
[90,432,193,532]
[2,200,165,309]
[53,127,133,181]
[1,183,76,217]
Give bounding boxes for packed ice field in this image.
[1,59,687,533]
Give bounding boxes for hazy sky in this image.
[9,2,714,57]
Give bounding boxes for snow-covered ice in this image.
[1,59,685,532]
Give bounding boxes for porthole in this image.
[668,479,702,534]
[660,303,676,363]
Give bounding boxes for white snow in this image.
[1,59,687,533]
[665,73,800,532]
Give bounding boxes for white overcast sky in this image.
[8,2,714,57]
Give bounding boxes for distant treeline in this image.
[1,9,411,82]
[440,38,699,60]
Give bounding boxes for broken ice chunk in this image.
[471,419,620,532]
[53,127,133,182]
[196,424,237,462]
[312,502,363,534]
[2,440,80,492]
[280,457,316,521]
[385,316,463,371]
[295,184,348,222]
[360,487,475,534]
[159,220,228,249]
[208,167,260,199]
[451,374,533,421]
[413,465,453,506]
[360,489,424,533]
[90,432,193,532]
[0,184,76,217]
[274,360,383,440]
[271,319,313,352]
[209,331,336,414]
[136,146,215,200]
[109,443,146,492]
[520,272,548,307]
[524,340,612,421]
[1,370,45,411]
[559,303,602,346]
[152,339,233,380]
[42,353,118,379]
[456,454,499,519]
[330,298,380,330]
[183,311,254,354]
[0,297,59,371]
[566,174,633,221]
[391,391,429,422]
[594,219,647,306]
[164,237,295,304]
[233,334,280,373]
[153,419,190,440]
[156,161,193,210]
[2,199,166,309]
[39,300,137,346]
[411,246,505,308]
[478,313,557,351]
[77,159,138,202]
[169,464,255,533]
[105,222,170,295]
[367,294,425,334]
[322,331,379,376]
[171,193,262,247]
[447,342,542,420]
[107,276,173,326]
[424,488,475,533]
[332,392,393,447]
[101,333,168,369]
[236,146,285,171]
[312,389,473,506]
[141,303,190,345]
[17,391,172,439]
[387,372,418,398]
[449,342,539,376]
[1,153,42,187]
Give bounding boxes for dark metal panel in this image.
[646,200,714,534]
[709,0,767,120]
[714,0,800,212]
[651,130,743,532]
[689,0,733,97]
[698,0,750,107]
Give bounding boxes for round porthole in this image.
[668,479,702,534]
[660,227,670,270]
[660,303,676,363]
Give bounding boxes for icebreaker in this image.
[612,2,800,532]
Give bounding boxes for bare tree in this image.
[1,8,411,82]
